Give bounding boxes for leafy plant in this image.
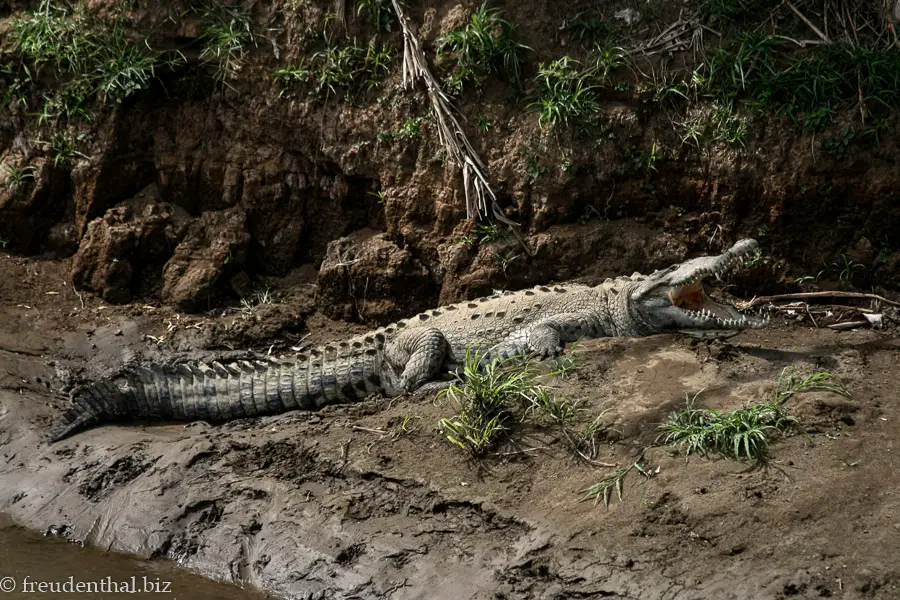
[743,247,770,267]
[658,390,797,463]
[438,349,603,460]
[659,368,847,464]
[438,350,546,456]
[530,57,599,130]
[398,116,424,140]
[826,251,866,282]
[437,2,530,88]
[196,1,255,86]
[356,0,406,33]
[773,367,849,404]
[472,221,505,243]
[524,151,549,182]
[1,164,37,188]
[821,128,855,160]
[270,60,311,96]
[620,143,661,175]
[11,1,168,108]
[699,0,781,25]
[43,130,86,167]
[710,101,747,148]
[311,41,394,99]
[589,44,628,84]
[475,114,492,134]
[493,249,521,274]
[11,0,83,73]
[581,459,653,508]
[547,339,583,379]
[679,116,705,148]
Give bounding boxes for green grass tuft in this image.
[356,0,406,33]
[530,57,599,130]
[659,368,849,464]
[437,1,530,90]
[581,460,653,509]
[195,1,255,87]
[438,350,544,457]
[658,391,796,463]
[10,1,170,107]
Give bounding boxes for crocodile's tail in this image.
[50,357,385,442]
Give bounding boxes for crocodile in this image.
[50,238,767,442]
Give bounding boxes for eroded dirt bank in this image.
[1,254,899,599]
[2,0,900,322]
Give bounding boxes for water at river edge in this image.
[0,515,268,599]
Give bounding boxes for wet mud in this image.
[1,255,899,599]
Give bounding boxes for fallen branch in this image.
[785,1,831,43]
[739,291,900,308]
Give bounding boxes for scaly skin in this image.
[50,239,767,442]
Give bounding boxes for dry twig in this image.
[739,291,900,308]
[785,1,831,43]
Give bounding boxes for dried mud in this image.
[1,254,899,600]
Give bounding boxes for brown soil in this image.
[1,253,899,599]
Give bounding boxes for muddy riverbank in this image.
[1,254,899,599]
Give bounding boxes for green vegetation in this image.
[699,0,782,26]
[668,35,900,130]
[398,116,424,140]
[438,350,544,456]
[547,341,581,379]
[437,2,530,92]
[796,250,867,284]
[582,459,653,508]
[195,1,254,87]
[458,221,507,245]
[438,350,603,458]
[1,164,37,189]
[679,101,748,149]
[4,0,182,166]
[270,60,311,96]
[564,12,620,48]
[41,130,86,167]
[528,43,628,131]
[475,114,492,134]
[273,40,394,100]
[530,57,599,130]
[658,368,849,464]
[9,1,169,107]
[356,0,406,33]
[472,222,505,243]
[658,391,797,463]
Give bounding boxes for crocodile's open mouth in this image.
[667,280,765,331]
[663,242,767,330]
[668,281,745,319]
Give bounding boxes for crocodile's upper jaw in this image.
[632,239,768,334]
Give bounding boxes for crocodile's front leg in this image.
[383,327,453,393]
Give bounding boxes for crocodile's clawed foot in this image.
[530,346,564,360]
